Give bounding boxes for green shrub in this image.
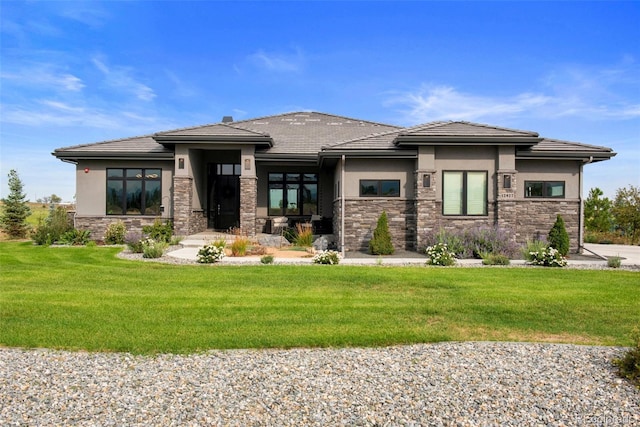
[197,242,226,263]
[613,327,640,389]
[141,238,168,259]
[312,250,342,265]
[142,219,173,244]
[521,239,547,261]
[59,229,92,246]
[481,253,511,265]
[104,220,126,244]
[548,214,570,256]
[527,246,567,267]
[260,254,275,264]
[425,243,456,266]
[369,211,394,255]
[293,222,314,247]
[31,206,73,245]
[125,231,144,253]
[423,226,518,259]
[607,256,622,268]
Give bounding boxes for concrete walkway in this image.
[168,235,639,267]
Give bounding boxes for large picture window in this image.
[106,168,161,215]
[443,171,487,216]
[359,180,400,197]
[268,173,317,216]
[525,181,565,198]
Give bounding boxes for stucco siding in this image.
[343,158,415,198]
[516,160,581,199]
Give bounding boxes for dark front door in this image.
[208,163,240,230]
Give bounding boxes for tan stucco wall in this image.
[343,158,415,198]
[434,145,497,201]
[75,160,174,217]
[516,160,581,199]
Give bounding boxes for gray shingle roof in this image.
[52,134,173,159]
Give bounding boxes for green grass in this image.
[1,241,638,354]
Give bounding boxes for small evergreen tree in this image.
[548,214,570,256]
[0,169,31,238]
[369,211,394,255]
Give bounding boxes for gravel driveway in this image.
[1,342,638,426]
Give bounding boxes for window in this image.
[268,173,317,216]
[359,180,400,197]
[525,181,565,198]
[443,171,487,216]
[107,168,161,215]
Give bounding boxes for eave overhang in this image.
[394,135,543,146]
[153,134,273,147]
[516,151,617,163]
[52,151,174,162]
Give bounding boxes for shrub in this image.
[141,238,168,259]
[607,256,622,268]
[0,169,31,239]
[260,254,275,264]
[425,243,456,266]
[32,206,73,245]
[142,219,173,244]
[104,220,126,244]
[197,242,226,263]
[423,228,466,257]
[548,214,570,256]
[312,250,342,265]
[231,236,250,256]
[527,245,567,267]
[125,231,144,253]
[369,211,394,255]
[613,327,640,389]
[422,226,518,259]
[59,229,92,246]
[481,253,511,266]
[294,222,314,247]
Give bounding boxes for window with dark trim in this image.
[442,171,487,216]
[359,180,400,197]
[524,181,565,198]
[268,173,318,216]
[106,168,162,215]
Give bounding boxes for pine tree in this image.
[369,211,394,255]
[0,169,31,238]
[548,214,570,256]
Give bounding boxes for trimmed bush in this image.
[260,254,275,264]
[197,242,226,263]
[369,211,394,255]
[548,214,570,256]
[104,220,126,244]
[312,250,342,265]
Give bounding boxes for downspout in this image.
[578,156,593,253]
[341,155,346,257]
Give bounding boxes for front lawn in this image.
[0,242,638,354]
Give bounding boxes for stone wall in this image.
[513,200,581,252]
[240,176,257,237]
[74,216,167,242]
[173,176,193,236]
[342,199,416,252]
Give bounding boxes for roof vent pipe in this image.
[222,116,233,123]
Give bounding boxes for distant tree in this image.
[584,187,613,233]
[548,214,570,256]
[38,194,62,206]
[612,185,640,244]
[0,169,31,238]
[369,211,394,255]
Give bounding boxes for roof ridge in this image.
[231,110,402,129]
[323,127,404,149]
[448,120,539,136]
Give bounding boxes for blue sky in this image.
[1,1,638,202]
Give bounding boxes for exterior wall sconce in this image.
[244,158,251,170]
[504,174,511,189]
[84,168,90,173]
[178,158,185,169]
[423,173,431,188]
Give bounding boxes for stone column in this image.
[173,176,193,236]
[496,170,517,237]
[240,176,257,237]
[415,169,437,249]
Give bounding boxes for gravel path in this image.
[1,342,638,426]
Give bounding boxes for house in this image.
[53,111,615,253]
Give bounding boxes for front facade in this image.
[53,111,615,253]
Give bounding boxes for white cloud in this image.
[92,56,156,101]
[247,48,304,72]
[1,68,85,92]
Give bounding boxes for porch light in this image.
[423,173,431,188]
[84,168,90,173]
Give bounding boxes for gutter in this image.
[341,155,346,258]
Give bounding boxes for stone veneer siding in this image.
[342,199,416,252]
[74,216,168,242]
[172,176,207,236]
[514,199,581,253]
[240,176,257,237]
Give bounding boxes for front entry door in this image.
[208,163,240,230]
